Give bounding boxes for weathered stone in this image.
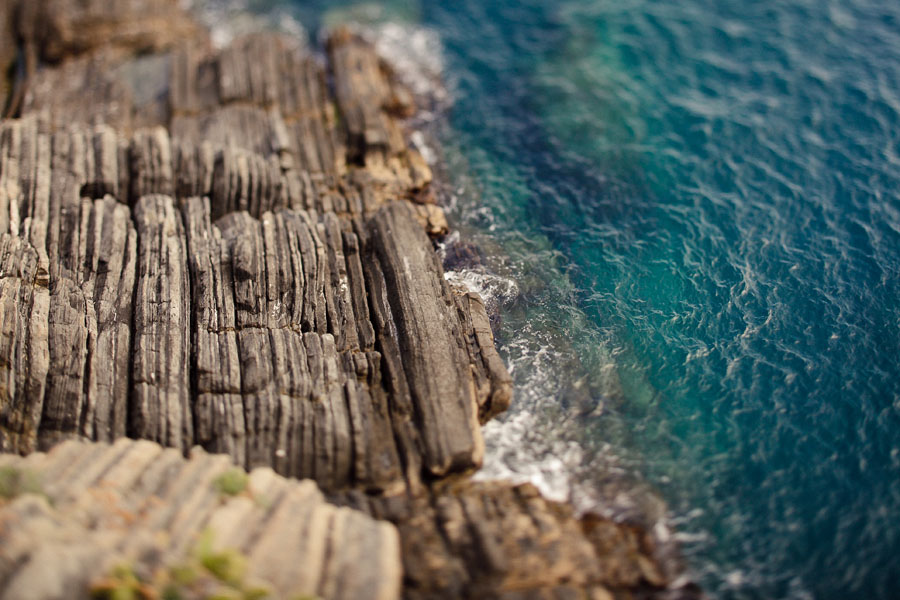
[0,439,403,600]
[338,481,701,600]
[367,201,484,476]
[453,290,513,423]
[413,202,450,236]
[130,194,191,451]
[18,0,199,64]
[23,50,136,132]
[181,198,408,492]
[328,27,404,166]
[40,195,136,448]
[0,123,142,452]
[0,1,17,114]
[0,234,49,454]
[170,32,345,176]
[129,127,173,201]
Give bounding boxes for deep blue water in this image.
[253,0,900,597]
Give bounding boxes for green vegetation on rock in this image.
[212,468,249,497]
[89,564,154,600]
[0,466,44,500]
[90,530,276,600]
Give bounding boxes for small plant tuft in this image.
[0,466,44,500]
[200,548,246,587]
[242,587,271,600]
[89,564,154,600]
[160,583,186,600]
[91,530,274,600]
[212,468,249,497]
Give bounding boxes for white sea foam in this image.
[410,131,437,165]
[475,412,583,503]
[443,268,519,313]
[356,21,451,113]
[444,262,597,507]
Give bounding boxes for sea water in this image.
[238,0,900,597]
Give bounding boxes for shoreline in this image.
[0,1,700,598]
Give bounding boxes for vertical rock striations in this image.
[0,15,502,495]
[0,234,49,454]
[367,202,484,476]
[131,194,192,452]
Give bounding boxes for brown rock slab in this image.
[18,0,199,64]
[338,481,701,600]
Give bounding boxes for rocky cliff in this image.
[0,1,700,598]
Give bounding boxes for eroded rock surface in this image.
[339,481,699,600]
[0,25,509,495]
[0,439,402,600]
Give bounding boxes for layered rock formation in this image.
[0,1,699,598]
[0,439,401,600]
[0,8,509,496]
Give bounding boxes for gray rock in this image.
[0,234,49,454]
[130,194,192,452]
[366,201,484,476]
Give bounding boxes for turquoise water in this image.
[255,0,900,597]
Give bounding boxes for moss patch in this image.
[0,466,44,500]
[212,468,249,497]
[90,529,282,600]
